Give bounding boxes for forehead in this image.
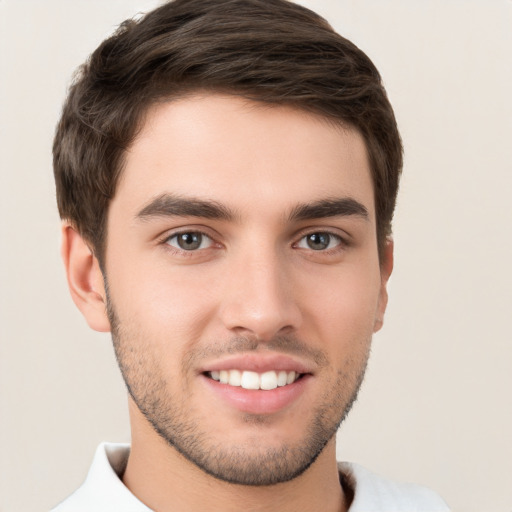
[114,94,374,220]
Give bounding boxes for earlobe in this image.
[61,223,111,332]
[374,239,394,333]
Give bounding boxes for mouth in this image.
[205,369,302,391]
[199,354,314,414]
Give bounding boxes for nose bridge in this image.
[219,238,301,339]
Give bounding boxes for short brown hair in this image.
[53,0,402,265]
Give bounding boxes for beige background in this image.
[1,1,511,511]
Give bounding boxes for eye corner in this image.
[154,225,226,258]
[295,231,346,252]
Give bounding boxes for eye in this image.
[296,232,342,251]
[165,231,213,251]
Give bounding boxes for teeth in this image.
[286,371,296,385]
[209,370,300,390]
[228,369,242,387]
[241,371,260,390]
[260,371,278,390]
[277,370,288,387]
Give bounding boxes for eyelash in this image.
[162,230,217,256]
[160,229,348,256]
[293,230,347,253]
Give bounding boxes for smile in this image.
[207,369,301,390]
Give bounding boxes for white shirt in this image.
[51,443,450,512]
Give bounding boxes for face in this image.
[103,94,390,485]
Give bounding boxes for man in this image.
[51,0,449,510]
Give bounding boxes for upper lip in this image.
[199,353,315,375]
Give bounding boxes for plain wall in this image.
[1,1,511,511]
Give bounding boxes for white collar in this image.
[52,443,151,511]
[52,442,449,512]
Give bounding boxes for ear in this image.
[373,238,394,333]
[61,223,111,332]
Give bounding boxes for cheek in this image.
[107,257,219,346]
[301,262,382,345]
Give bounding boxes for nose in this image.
[218,248,302,341]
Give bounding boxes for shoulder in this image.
[339,462,450,512]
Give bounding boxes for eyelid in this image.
[157,224,217,241]
[296,232,343,250]
[158,225,223,253]
[166,231,213,250]
[293,227,350,246]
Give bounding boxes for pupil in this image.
[178,233,202,250]
[307,233,330,250]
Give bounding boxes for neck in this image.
[123,402,348,512]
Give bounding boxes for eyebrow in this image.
[135,193,369,223]
[136,194,238,221]
[288,197,369,222]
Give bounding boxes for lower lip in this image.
[200,374,311,415]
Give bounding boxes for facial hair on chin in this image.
[106,288,371,486]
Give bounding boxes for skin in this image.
[62,94,393,512]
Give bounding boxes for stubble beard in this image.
[107,295,371,487]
